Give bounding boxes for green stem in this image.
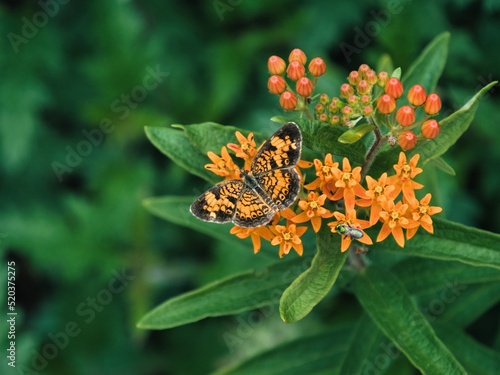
[361,117,387,180]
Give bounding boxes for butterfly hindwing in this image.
[256,167,301,210]
[233,188,275,227]
[190,180,244,223]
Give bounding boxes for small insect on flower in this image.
[335,223,365,240]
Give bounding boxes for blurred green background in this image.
[1,0,499,374]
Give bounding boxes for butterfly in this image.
[190,122,302,228]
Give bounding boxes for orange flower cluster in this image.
[267,48,327,111]
[206,129,441,256]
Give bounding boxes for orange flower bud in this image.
[342,105,353,117]
[364,69,377,85]
[377,94,397,114]
[360,95,371,104]
[319,93,330,105]
[423,93,442,115]
[296,77,314,97]
[330,115,340,125]
[340,83,354,98]
[328,102,338,113]
[348,71,361,85]
[377,71,389,87]
[358,63,370,76]
[318,113,329,122]
[288,48,307,64]
[396,105,416,126]
[362,105,374,116]
[347,95,359,105]
[267,75,286,94]
[407,84,427,106]
[287,60,305,81]
[356,79,370,95]
[308,57,326,77]
[279,91,298,110]
[267,55,286,75]
[398,131,417,150]
[421,119,440,139]
[385,77,404,99]
[314,103,325,115]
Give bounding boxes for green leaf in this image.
[402,32,449,93]
[214,324,355,375]
[338,314,391,375]
[376,54,394,76]
[371,218,500,270]
[143,196,248,250]
[371,81,497,176]
[145,126,218,183]
[279,226,349,323]
[391,67,402,80]
[434,322,500,375]
[337,123,375,144]
[295,118,366,164]
[137,257,308,329]
[176,122,268,155]
[353,265,467,375]
[428,156,456,175]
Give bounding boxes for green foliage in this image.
[4,2,500,374]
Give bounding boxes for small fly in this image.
[335,223,364,240]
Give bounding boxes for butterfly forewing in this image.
[190,180,244,223]
[251,122,302,175]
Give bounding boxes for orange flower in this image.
[205,146,240,180]
[405,193,443,240]
[331,157,367,210]
[328,209,372,252]
[227,131,257,170]
[377,200,418,248]
[292,192,334,232]
[304,153,339,199]
[230,226,274,254]
[388,152,423,206]
[270,223,308,257]
[357,172,397,225]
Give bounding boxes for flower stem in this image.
[361,117,386,180]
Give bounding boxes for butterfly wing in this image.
[233,188,275,228]
[251,122,302,175]
[256,168,301,210]
[190,180,244,224]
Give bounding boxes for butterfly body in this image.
[190,122,302,228]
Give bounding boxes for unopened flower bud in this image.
[348,71,361,85]
[279,91,298,110]
[267,75,287,94]
[340,83,354,98]
[358,63,370,76]
[423,93,442,115]
[421,119,440,139]
[296,77,314,97]
[357,79,370,95]
[377,94,396,114]
[398,131,417,150]
[314,103,325,115]
[364,70,377,85]
[330,115,340,125]
[267,55,286,75]
[362,105,374,116]
[287,60,305,81]
[396,105,416,126]
[407,84,427,106]
[318,113,329,122]
[319,93,330,105]
[385,77,404,99]
[288,48,307,64]
[308,57,326,77]
[377,71,389,87]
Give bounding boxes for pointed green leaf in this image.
[402,32,449,92]
[338,123,375,144]
[376,54,394,76]
[434,323,500,375]
[279,226,349,323]
[214,324,355,375]
[145,126,218,183]
[143,196,247,250]
[428,156,456,175]
[353,265,467,375]
[371,218,500,270]
[176,122,268,155]
[137,258,306,329]
[295,119,366,164]
[370,81,497,176]
[391,67,402,80]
